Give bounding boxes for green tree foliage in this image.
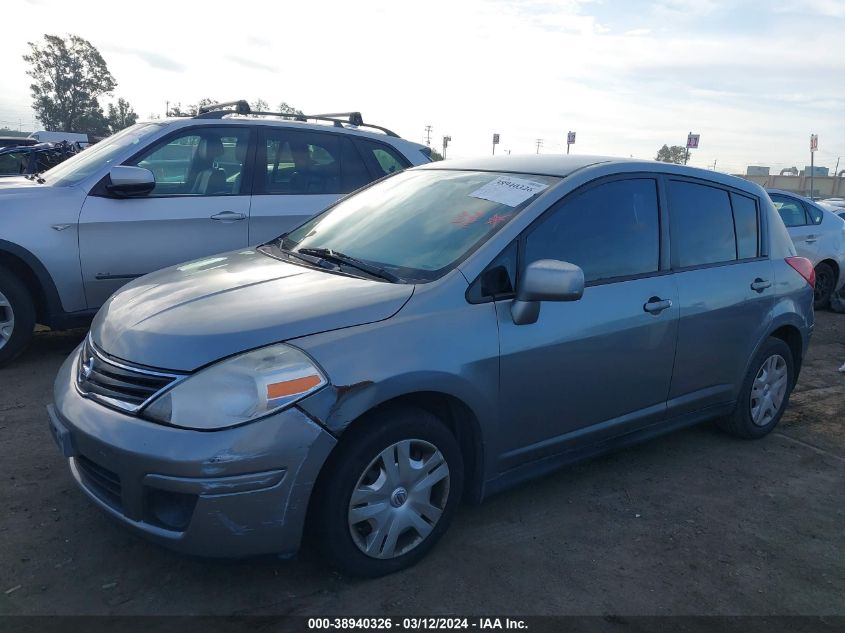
[23,34,116,134]
[428,148,444,161]
[106,98,138,133]
[656,144,688,164]
[278,101,303,115]
[251,99,269,112]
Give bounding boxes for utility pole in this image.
[424,125,433,147]
[492,133,499,156]
[442,135,451,159]
[712,159,717,171]
[166,100,169,117]
[809,134,818,199]
[535,139,543,154]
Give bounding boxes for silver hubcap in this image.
[0,290,14,350]
[348,439,450,560]
[750,354,788,426]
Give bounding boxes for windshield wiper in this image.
[296,247,402,283]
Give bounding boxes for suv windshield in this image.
[280,169,560,282]
[42,123,163,186]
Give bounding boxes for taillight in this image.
[785,256,816,287]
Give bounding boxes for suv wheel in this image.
[718,337,794,439]
[312,406,463,577]
[0,266,36,366]
[813,262,835,309]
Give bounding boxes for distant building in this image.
[800,166,829,177]
[746,166,770,176]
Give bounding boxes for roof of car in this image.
[149,113,426,147]
[415,154,631,177]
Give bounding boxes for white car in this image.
[768,189,845,308]
[0,101,431,364]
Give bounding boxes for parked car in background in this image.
[819,198,845,221]
[0,101,430,364]
[28,130,91,147]
[0,137,38,149]
[0,141,84,177]
[49,155,814,577]
[767,189,845,308]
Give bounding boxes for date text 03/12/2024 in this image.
[307,617,529,630]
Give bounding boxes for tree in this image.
[105,98,138,133]
[23,34,116,133]
[428,148,444,161]
[188,98,217,116]
[656,144,688,164]
[278,101,303,115]
[251,99,268,112]
[0,127,30,138]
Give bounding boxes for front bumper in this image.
[48,347,337,558]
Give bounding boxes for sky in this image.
[1,0,844,175]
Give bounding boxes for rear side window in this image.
[261,129,341,195]
[524,178,660,283]
[730,193,759,259]
[770,194,808,227]
[355,139,410,178]
[668,181,736,268]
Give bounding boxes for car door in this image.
[78,126,253,307]
[248,128,374,245]
[494,177,679,471]
[769,192,819,263]
[666,180,773,416]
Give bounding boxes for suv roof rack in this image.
[195,100,399,137]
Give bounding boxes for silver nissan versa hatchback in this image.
[49,155,815,577]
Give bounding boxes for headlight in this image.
[143,343,326,430]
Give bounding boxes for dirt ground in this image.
[1,313,843,616]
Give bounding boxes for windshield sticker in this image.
[469,176,549,207]
[451,210,485,228]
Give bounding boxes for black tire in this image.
[311,406,464,578]
[718,337,794,439]
[0,266,36,367]
[813,262,836,309]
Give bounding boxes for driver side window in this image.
[132,127,251,197]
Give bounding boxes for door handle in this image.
[643,297,672,314]
[751,278,772,292]
[210,211,246,222]
[805,237,817,243]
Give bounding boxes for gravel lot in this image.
[1,313,843,616]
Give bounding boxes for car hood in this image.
[91,249,415,372]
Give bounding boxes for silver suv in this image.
[49,155,814,577]
[0,101,430,364]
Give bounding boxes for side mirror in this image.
[107,166,155,197]
[511,259,584,325]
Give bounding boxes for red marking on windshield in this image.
[486,213,511,226]
[451,211,484,228]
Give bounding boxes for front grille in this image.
[76,455,122,510]
[76,336,181,413]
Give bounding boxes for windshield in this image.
[42,123,163,186]
[281,169,560,282]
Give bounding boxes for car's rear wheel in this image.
[312,406,463,577]
[718,337,794,439]
[813,262,835,309]
[0,267,36,367]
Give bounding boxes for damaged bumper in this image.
[48,348,337,558]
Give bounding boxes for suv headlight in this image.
[143,344,326,430]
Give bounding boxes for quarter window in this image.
[524,178,660,283]
[355,139,410,178]
[133,128,250,196]
[668,181,736,268]
[730,193,759,259]
[261,130,341,195]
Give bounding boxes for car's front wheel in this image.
[718,337,794,439]
[0,266,36,367]
[312,406,464,577]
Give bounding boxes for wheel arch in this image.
[0,240,62,326]
[311,389,486,505]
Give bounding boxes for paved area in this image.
[1,313,843,616]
